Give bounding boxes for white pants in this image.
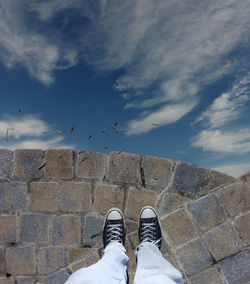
[65,242,184,284]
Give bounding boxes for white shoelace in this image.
[107,223,123,243]
[140,222,161,247]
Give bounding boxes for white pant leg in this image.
[134,242,184,284]
[65,242,129,284]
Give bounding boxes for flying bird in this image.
[88,135,92,139]
[104,146,109,150]
[101,127,107,134]
[112,122,119,134]
[70,126,75,134]
[151,123,159,127]
[17,109,22,114]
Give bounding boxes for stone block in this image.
[219,182,250,216]
[83,215,104,247]
[20,214,49,243]
[0,150,13,179]
[203,222,244,261]
[70,251,100,272]
[189,194,226,232]
[6,246,36,275]
[206,170,235,191]
[0,215,17,244]
[30,182,59,212]
[141,155,174,188]
[52,215,81,245]
[38,247,66,274]
[107,152,140,184]
[67,247,95,263]
[14,149,44,179]
[44,149,74,179]
[189,266,226,284]
[76,151,107,179]
[61,182,91,212]
[125,187,157,220]
[93,184,125,214]
[1,182,27,212]
[159,193,190,216]
[0,277,14,284]
[0,185,4,211]
[235,212,250,245]
[176,239,213,276]
[171,161,209,198]
[161,209,198,246]
[125,220,137,235]
[43,269,70,284]
[239,170,250,184]
[220,249,250,284]
[0,247,5,273]
[17,277,36,284]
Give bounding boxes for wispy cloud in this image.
[191,74,250,155]
[0,114,73,149]
[212,162,250,178]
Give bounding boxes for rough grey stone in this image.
[0,150,13,179]
[0,247,5,273]
[83,215,104,247]
[17,277,36,284]
[203,222,244,261]
[189,194,226,232]
[141,155,174,188]
[76,151,107,179]
[220,249,250,284]
[0,185,4,211]
[20,214,49,243]
[107,152,140,184]
[176,238,213,276]
[171,161,209,198]
[14,149,44,179]
[43,269,70,284]
[0,215,17,244]
[189,266,226,284]
[1,182,27,212]
[206,170,235,190]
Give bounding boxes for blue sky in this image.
[0,0,250,177]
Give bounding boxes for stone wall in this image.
[0,149,249,284]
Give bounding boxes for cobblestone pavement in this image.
[0,149,249,284]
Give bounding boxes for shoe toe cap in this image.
[141,207,157,218]
[107,209,123,220]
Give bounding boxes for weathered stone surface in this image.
[76,151,107,179]
[70,251,100,272]
[0,215,17,244]
[52,215,81,245]
[1,182,27,212]
[107,152,140,184]
[61,182,91,212]
[38,247,66,274]
[176,239,213,276]
[83,215,104,247]
[43,269,70,284]
[206,170,235,191]
[189,194,226,232]
[0,150,13,179]
[20,214,49,243]
[30,182,59,212]
[159,193,190,216]
[203,222,244,261]
[0,247,5,273]
[0,185,4,211]
[189,266,226,284]
[239,170,250,184]
[125,220,137,235]
[219,182,250,216]
[161,209,198,246]
[44,149,74,179]
[0,277,14,284]
[141,155,174,188]
[235,211,250,245]
[125,187,157,220]
[17,277,36,284]
[171,161,209,198]
[220,249,250,284]
[6,246,36,275]
[14,149,44,179]
[67,247,95,263]
[93,184,124,214]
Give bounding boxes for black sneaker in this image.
[103,208,125,248]
[138,206,162,249]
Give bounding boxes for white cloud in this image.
[193,74,250,128]
[212,162,250,178]
[192,128,250,154]
[0,114,73,149]
[126,99,198,135]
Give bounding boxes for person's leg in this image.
[133,207,184,284]
[65,208,129,284]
